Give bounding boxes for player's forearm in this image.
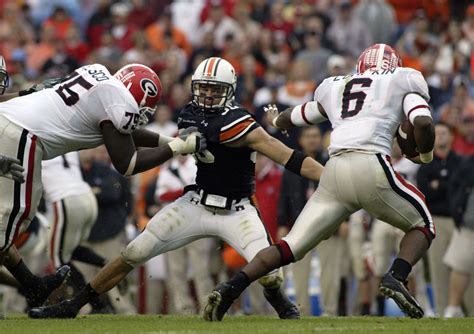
[132,146,173,174]
[413,116,435,161]
[300,157,324,181]
[132,128,160,147]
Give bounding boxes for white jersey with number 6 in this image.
[315,67,429,157]
[0,64,140,160]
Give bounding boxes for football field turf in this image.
[0,315,473,334]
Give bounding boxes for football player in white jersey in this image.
[204,44,436,320]
[0,63,205,309]
[42,151,113,311]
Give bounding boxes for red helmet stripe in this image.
[207,57,217,77]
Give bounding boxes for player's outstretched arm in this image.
[266,102,327,130]
[101,122,206,176]
[231,127,323,181]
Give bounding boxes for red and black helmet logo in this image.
[140,78,158,97]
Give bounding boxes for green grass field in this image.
[0,315,473,334]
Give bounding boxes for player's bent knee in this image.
[121,230,158,267]
[258,268,283,290]
[275,240,295,265]
[411,226,435,246]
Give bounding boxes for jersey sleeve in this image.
[399,69,431,123]
[219,110,260,144]
[96,83,140,135]
[290,101,327,126]
[313,79,331,117]
[402,68,430,101]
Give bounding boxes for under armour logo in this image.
[235,205,244,211]
[190,198,199,205]
[201,120,209,127]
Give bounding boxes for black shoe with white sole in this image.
[379,272,424,319]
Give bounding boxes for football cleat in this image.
[263,288,300,319]
[379,272,424,319]
[203,282,241,321]
[28,299,79,319]
[22,265,71,308]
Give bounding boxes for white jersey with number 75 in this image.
[0,64,140,160]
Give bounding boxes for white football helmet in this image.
[191,57,237,111]
[0,56,9,95]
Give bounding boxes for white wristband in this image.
[419,150,433,163]
[168,139,183,156]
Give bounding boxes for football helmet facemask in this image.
[357,43,402,74]
[0,56,9,95]
[114,64,162,128]
[191,57,237,112]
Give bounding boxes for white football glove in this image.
[168,126,207,156]
[0,155,25,183]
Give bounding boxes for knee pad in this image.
[121,230,157,267]
[258,268,283,290]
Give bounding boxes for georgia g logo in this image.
[140,78,158,97]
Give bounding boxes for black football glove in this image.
[0,155,24,183]
[19,77,63,96]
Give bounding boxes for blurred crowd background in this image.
[0,0,473,318]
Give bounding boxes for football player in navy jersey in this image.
[29,57,324,319]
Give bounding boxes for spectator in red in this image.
[264,2,293,40]
[453,114,474,155]
[86,0,112,49]
[43,6,73,41]
[127,0,159,29]
[109,3,137,51]
[64,25,90,64]
[255,154,282,242]
[200,0,237,23]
